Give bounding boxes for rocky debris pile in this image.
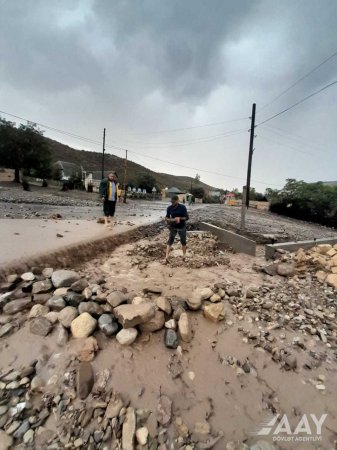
[128,231,231,269]
[0,268,232,358]
[0,354,227,450]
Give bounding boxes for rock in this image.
[326,274,337,289]
[114,303,155,328]
[156,297,172,315]
[143,285,162,295]
[210,293,221,303]
[140,310,165,333]
[32,279,53,294]
[3,298,32,314]
[65,291,85,307]
[21,272,35,281]
[47,296,66,311]
[7,274,19,284]
[77,336,99,362]
[250,440,276,450]
[316,271,327,282]
[165,329,179,349]
[277,263,295,277]
[284,354,297,370]
[23,429,34,444]
[132,296,147,305]
[0,430,13,450]
[71,313,97,338]
[28,304,49,319]
[13,419,30,439]
[77,362,94,399]
[32,293,51,304]
[30,317,53,336]
[71,278,89,292]
[22,281,34,293]
[317,244,332,254]
[78,301,103,316]
[51,269,80,288]
[56,324,68,346]
[58,306,78,328]
[30,376,45,392]
[106,396,124,418]
[165,319,176,329]
[107,291,128,308]
[98,314,119,336]
[0,323,14,338]
[122,407,136,450]
[116,328,138,345]
[74,438,84,448]
[157,395,172,425]
[45,311,59,324]
[187,288,213,310]
[53,287,68,296]
[136,427,148,445]
[42,267,53,278]
[83,287,92,300]
[204,303,226,322]
[178,312,193,342]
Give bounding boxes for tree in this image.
[137,173,158,192]
[0,118,52,182]
[191,186,205,199]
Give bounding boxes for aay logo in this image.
[253,414,327,442]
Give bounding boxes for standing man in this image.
[165,195,189,261]
[99,172,118,228]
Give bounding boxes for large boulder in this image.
[71,313,97,338]
[30,317,53,337]
[204,303,226,322]
[3,298,32,315]
[114,303,155,328]
[187,288,213,310]
[116,328,138,345]
[58,306,78,328]
[140,310,165,333]
[76,362,94,399]
[178,312,193,342]
[32,279,53,295]
[107,291,128,308]
[51,270,80,288]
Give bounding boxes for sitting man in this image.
[165,195,189,261]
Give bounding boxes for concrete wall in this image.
[265,237,337,259]
[200,222,256,256]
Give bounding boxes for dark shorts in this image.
[167,226,187,246]
[103,200,116,217]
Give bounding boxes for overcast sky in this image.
[1,0,337,191]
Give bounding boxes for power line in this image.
[128,117,249,135]
[258,135,314,156]
[256,80,337,126]
[0,108,282,187]
[259,49,337,112]
[260,124,323,152]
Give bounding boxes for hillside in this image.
[47,138,221,192]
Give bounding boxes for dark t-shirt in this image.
[166,203,189,229]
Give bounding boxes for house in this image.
[166,187,186,203]
[53,161,82,181]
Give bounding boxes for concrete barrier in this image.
[265,237,337,259]
[200,222,256,256]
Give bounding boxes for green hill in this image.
[47,137,221,193]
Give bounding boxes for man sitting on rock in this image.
[165,195,189,262]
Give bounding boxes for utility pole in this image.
[101,128,106,179]
[246,103,256,208]
[123,149,128,203]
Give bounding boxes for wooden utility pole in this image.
[123,149,128,203]
[101,128,106,179]
[246,103,256,207]
[240,185,247,231]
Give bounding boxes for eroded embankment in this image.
[0,222,163,282]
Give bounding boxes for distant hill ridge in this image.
[47,137,221,192]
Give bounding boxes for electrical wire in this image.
[258,135,314,156]
[256,80,337,126]
[259,49,337,112]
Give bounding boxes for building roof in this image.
[167,186,185,194]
